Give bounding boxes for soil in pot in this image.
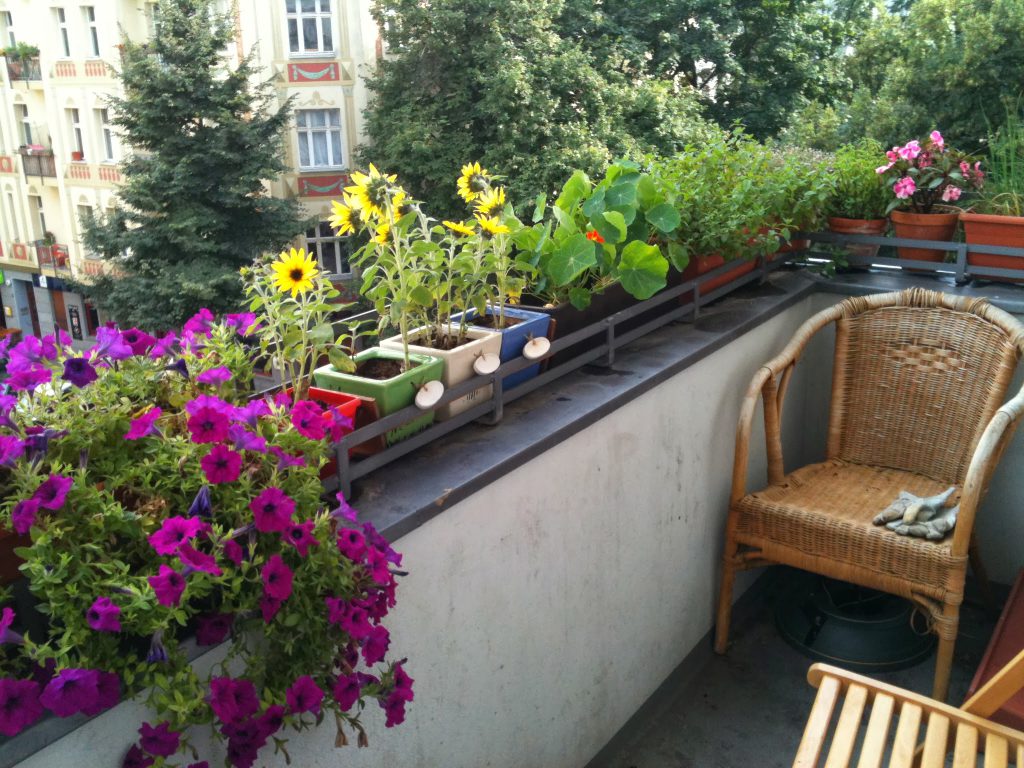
[464,313,525,330]
[889,209,959,267]
[961,212,1024,282]
[827,217,888,261]
[355,357,405,379]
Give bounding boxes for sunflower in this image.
[328,195,358,235]
[457,162,492,203]
[476,215,510,236]
[271,248,318,297]
[443,220,476,237]
[345,164,397,221]
[389,188,412,220]
[371,220,391,245]
[474,186,506,218]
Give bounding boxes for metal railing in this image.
[4,55,41,82]
[18,149,56,179]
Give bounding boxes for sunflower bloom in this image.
[476,215,510,236]
[345,164,396,221]
[474,186,506,218]
[457,162,492,203]
[443,220,476,237]
[328,196,357,235]
[389,188,411,220]
[371,220,391,245]
[271,248,318,297]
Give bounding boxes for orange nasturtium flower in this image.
[586,230,605,244]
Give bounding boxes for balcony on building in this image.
[4,54,41,82]
[18,146,56,179]
[33,239,72,276]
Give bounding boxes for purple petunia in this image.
[250,487,295,532]
[196,613,234,646]
[33,474,73,510]
[10,498,38,535]
[122,328,157,356]
[208,676,259,725]
[336,528,367,561]
[325,597,372,639]
[183,308,214,336]
[260,595,282,624]
[0,678,43,736]
[286,675,324,715]
[6,363,51,392]
[62,357,99,388]
[0,607,14,641]
[362,625,391,665]
[139,720,180,757]
[149,331,178,359]
[283,519,318,558]
[0,435,24,468]
[197,366,232,385]
[234,399,270,428]
[92,326,133,361]
[262,555,293,601]
[223,539,244,566]
[227,423,267,454]
[87,671,121,715]
[87,597,121,633]
[187,485,212,518]
[224,312,258,335]
[331,492,359,522]
[382,663,415,728]
[200,444,242,484]
[148,516,206,556]
[125,407,162,440]
[333,674,361,711]
[291,400,326,441]
[148,565,186,607]
[178,543,222,576]
[122,745,154,768]
[268,446,306,470]
[40,668,100,717]
[187,406,230,444]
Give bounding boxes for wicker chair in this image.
[714,288,1024,701]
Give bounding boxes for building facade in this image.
[0,0,377,343]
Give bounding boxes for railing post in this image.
[603,317,616,367]
[955,242,969,285]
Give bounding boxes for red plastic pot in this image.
[961,212,1024,282]
[827,217,889,260]
[681,253,758,295]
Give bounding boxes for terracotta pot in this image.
[681,253,758,296]
[961,212,1024,282]
[827,217,889,260]
[889,209,959,265]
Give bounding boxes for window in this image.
[1,190,18,243]
[295,109,343,169]
[68,109,83,156]
[97,109,115,161]
[83,6,100,57]
[28,195,46,240]
[77,204,99,258]
[145,2,160,38]
[2,11,15,48]
[55,8,70,57]
[18,105,32,146]
[286,0,334,55]
[305,221,353,276]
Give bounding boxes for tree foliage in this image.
[74,0,305,332]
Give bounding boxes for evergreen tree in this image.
[74,0,305,332]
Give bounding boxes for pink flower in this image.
[122,328,157,356]
[260,595,282,623]
[125,407,162,440]
[291,400,326,440]
[148,516,206,556]
[197,366,232,385]
[898,140,921,161]
[929,130,944,150]
[39,668,100,717]
[286,676,324,715]
[33,474,72,510]
[0,678,43,736]
[886,148,900,162]
[223,539,244,565]
[208,676,259,725]
[148,565,186,607]
[942,185,962,202]
[178,543,222,576]
[893,177,916,199]
[875,163,894,174]
[362,625,391,665]
[87,597,121,632]
[139,721,180,757]
[262,555,293,601]
[283,520,318,557]
[336,528,367,561]
[250,487,295,532]
[201,444,243,484]
[960,160,970,175]
[183,308,214,336]
[187,407,230,444]
[196,614,234,645]
[333,674,361,711]
[11,498,39,535]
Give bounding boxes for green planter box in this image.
[312,347,443,447]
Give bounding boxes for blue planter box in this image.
[455,306,552,390]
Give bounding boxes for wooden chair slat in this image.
[986,733,1009,768]
[920,712,951,768]
[855,692,895,768]
[952,723,979,768]
[794,676,842,767]
[965,648,1024,720]
[890,702,923,768]
[1015,742,1023,767]
[825,683,869,768]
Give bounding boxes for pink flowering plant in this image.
[877,130,984,214]
[0,256,412,766]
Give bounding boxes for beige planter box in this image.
[381,327,501,420]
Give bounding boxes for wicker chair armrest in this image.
[953,387,1024,555]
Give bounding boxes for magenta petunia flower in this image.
[286,675,324,715]
[331,492,358,522]
[6,363,51,392]
[139,720,180,757]
[283,519,318,557]
[88,670,121,715]
[122,328,157,356]
[187,406,230,444]
[149,331,178,359]
[326,598,372,639]
[362,625,391,665]
[0,678,44,736]
[260,594,282,623]
[91,326,133,361]
[325,406,354,442]
[197,366,232,385]
[125,407,162,440]
[148,565,186,607]
[223,539,244,566]
[336,528,366,560]
[268,446,306,470]
[261,555,293,601]
[234,399,270,428]
[333,674,361,711]
[208,676,259,725]
[196,613,234,646]
[122,744,154,768]
[201,444,243,484]
[33,474,73,511]
[250,487,295,532]
[0,607,14,639]
[183,308,214,336]
[227,423,267,454]
[11,498,39,535]
[40,668,100,717]
[148,516,206,556]
[178,543,222,576]
[87,597,121,633]
[383,695,406,727]
[224,312,258,335]
[291,400,327,440]
[62,357,98,388]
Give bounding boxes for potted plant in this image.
[878,130,983,264]
[71,150,85,162]
[961,112,1024,278]
[764,146,834,255]
[825,139,893,259]
[0,256,413,765]
[1,43,39,79]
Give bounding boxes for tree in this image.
[74,0,305,332]
[359,0,713,218]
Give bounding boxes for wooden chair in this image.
[715,288,1024,700]
[793,649,1024,767]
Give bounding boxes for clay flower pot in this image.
[889,209,959,265]
[960,212,1024,281]
[827,217,889,260]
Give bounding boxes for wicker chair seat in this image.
[734,459,963,598]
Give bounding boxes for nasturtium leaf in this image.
[636,176,661,209]
[548,233,597,286]
[551,204,577,235]
[532,193,547,223]
[606,181,637,208]
[568,286,593,310]
[555,170,590,212]
[581,188,606,218]
[593,211,627,243]
[645,203,681,234]
[667,241,690,272]
[618,240,668,299]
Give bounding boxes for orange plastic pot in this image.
[827,217,889,260]
[961,212,1024,282]
[889,209,959,265]
[681,253,758,295]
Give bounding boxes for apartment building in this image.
[0,0,378,342]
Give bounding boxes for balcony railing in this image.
[18,147,56,179]
[4,55,41,82]
[34,241,72,275]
